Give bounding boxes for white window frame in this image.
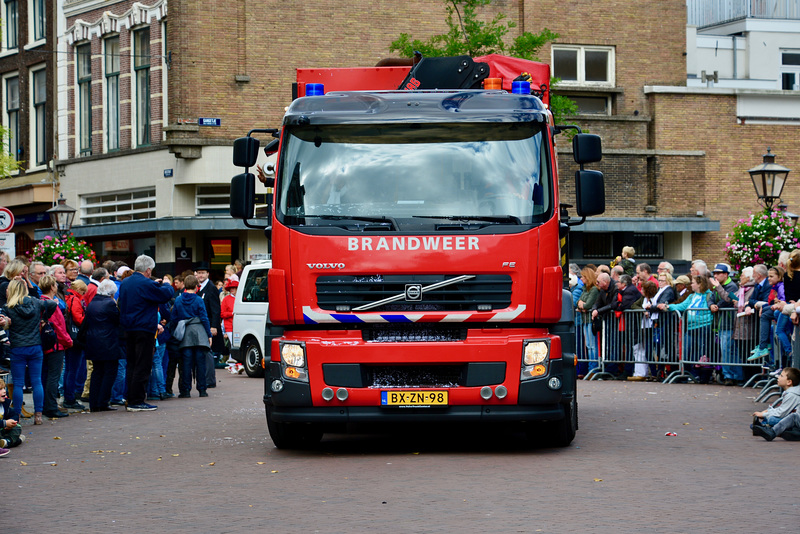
[81,187,157,225]
[104,35,121,152]
[29,64,47,169]
[25,0,45,48]
[132,26,151,147]
[76,43,92,155]
[196,185,232,216]
[2,0,19,55]
[780,49,800,91]
[551,45,615,87]
[2,71,20,172]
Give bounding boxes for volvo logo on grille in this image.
[405,284,422,301]
[307,263,345,270]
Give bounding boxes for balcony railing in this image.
[688,0,800,27]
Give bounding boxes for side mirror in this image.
[573,134,602,165]
[230,173,255,219]
[233,137,260,168]
[263,138,279,156]
[575,170,605,217]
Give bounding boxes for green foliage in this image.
[388,0,576,124]
[0,124,22,178]
[29,234,97,266]
[724,208,800,271]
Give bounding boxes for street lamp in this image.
[749,147,791,210]
[46,193,77,238]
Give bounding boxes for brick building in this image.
[0,0,58,257]
[8,0,798,276]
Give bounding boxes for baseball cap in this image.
[675,275,691,285]
[713,263,729,274]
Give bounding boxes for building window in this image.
[82,188,156,224]
[77,44,92,155]
[105,36,120,151]
[4,0,18,50]
[552,46,615,87]
[196,185,232,215]
[781,51,800,90]
[3,75,19,162]
[133,28,150,146]
[633,233,664,259]
[570,95,611,115]
[32,67,46,166]
[31,0,44,41]
[582,232,613,259]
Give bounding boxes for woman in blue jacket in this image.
[170,275,212,398]
[660,275,713,383]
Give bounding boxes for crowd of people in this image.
[569,246,800,385]
[0,253,243,457]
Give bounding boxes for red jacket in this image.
[84,281,98,305]
[42,295,73,353]
[221,294,235,332]
[65,289,86,326]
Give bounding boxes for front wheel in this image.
[266,407,323,449]
[526,396,578,448]
[243,338,265,378]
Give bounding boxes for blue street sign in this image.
[198,118,221,127]
[164,169,174,177]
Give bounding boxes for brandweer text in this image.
[347,236,480,251]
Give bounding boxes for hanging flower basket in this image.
[725,208,800,271]
[28,234,97,265]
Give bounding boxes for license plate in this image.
[381,390,448,407]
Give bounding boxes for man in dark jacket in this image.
[747,264,772,309]
[194,262,222,387]
[709,263,740,385]
[118,255,174,412]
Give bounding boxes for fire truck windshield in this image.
[277,122,552,229]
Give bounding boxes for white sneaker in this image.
[770,368,783,377]
[0,438,6,448]
[19,434,25,443]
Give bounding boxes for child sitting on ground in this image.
[752,367,800,428]
[1,377,25,456]
[753,411,800,441]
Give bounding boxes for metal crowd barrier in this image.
[577,306,792,384]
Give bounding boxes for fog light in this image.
[548,377,562,390]
[495,385,508,399]
[321,387,334,401]
[271,380,284,393]
[480,386,493,400]
[336,388,349,401]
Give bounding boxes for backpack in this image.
[64,293,85,343]
[40,319,57,352]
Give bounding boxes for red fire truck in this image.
[230,55,605,448]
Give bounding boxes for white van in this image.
[231,261,271,377]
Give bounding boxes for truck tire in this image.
[550,395,578,447]
[243,338,265,378]
[525,395,577,448]
[266,407,323,449]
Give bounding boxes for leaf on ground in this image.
[593,478,603,482]
[208,462,216,466]
[53,436,62,440]
[19,461,27,466]
[271,470,278,473]
[256,461,265,465]
[172,454,179,457]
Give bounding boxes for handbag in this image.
[172,319,188,342]
[40,320,58,352]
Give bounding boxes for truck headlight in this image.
[523,341,549,365]
[280,343,306,367]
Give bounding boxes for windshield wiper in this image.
[302,214,399,230]
[413,215,522,225]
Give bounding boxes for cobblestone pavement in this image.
[3,373,798,533]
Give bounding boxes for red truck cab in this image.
[230,55,604,448]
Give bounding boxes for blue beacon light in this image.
[511,81,531,95]
[306,83,325,96]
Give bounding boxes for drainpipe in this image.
[732,35,737,79]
